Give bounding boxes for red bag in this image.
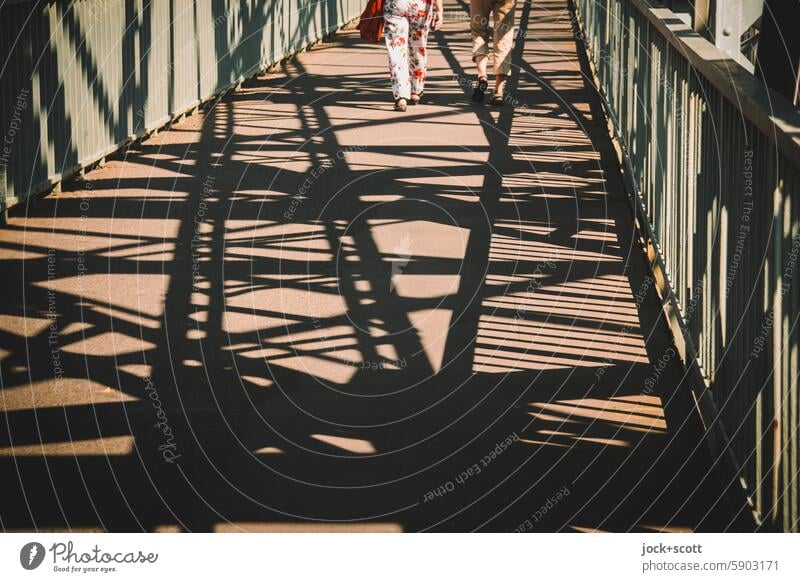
[357,0,385,43]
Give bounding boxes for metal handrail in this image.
[575,0,800,532]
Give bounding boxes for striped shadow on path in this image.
[0,0,753,532]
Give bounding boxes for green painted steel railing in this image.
[0,0,364,210]
[574,0,800,531]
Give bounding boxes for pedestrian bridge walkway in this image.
[0,0,762,531]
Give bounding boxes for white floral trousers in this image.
[384,0,433,100]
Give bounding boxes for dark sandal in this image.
[409,92,424,105]
[489,93,505,106]
[394,98,408,112]
[471,77,488,103]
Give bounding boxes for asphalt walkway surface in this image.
[0,0,751,531]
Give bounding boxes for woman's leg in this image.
[408,2,432,96]
[384,7,411,100]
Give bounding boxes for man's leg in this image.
[492,0,516,97]
[470,0,491,79]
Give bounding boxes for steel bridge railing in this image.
[0,0,365,211]
[574,0,800,531]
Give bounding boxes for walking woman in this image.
[384,0,443,111]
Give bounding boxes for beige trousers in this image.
[470,0,516,76]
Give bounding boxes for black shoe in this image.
[394,98,408,112]
[409,92,423,105]
[471,77,488,103]
[489,93,506,106]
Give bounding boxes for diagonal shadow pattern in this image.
[0,0,754,532]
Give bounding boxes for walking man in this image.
[470,0,517,105]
